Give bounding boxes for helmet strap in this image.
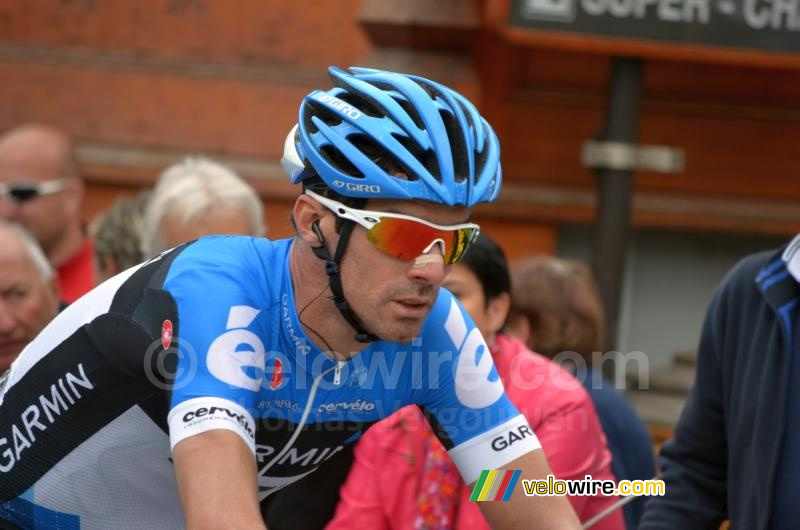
[311,217,380,344]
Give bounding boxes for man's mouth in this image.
[392,298,433,318]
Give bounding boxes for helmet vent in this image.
[390,134,425,182]
[302,110,320,135]
[423,148,440,182]
[321,144,364,178]
[304,98,343,127]
[473,122,490,174]
[439,108,468,183]
[457,100,476,132]
[350,134,417,182]
[392,96,425,131]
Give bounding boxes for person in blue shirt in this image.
[0,67,580,529]
[640,236,800,529]
[506,255,656,529]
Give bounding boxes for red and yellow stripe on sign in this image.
[469,470,522,501]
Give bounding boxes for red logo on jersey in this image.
[161,320,173,349]
[270,359,283,390]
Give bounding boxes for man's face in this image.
[160,204,255,251]
[336,198,471,344]
[0,232,59,371]
[0,134,79,257]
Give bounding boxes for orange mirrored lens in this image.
[366,217,477,264]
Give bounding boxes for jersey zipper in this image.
[333,361,345,385]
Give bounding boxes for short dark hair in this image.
[459,232,511,307]
[291,175,367,234]
[301,175,360,206]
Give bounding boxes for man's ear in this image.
[292,194,332,248]
[486,292,511,337]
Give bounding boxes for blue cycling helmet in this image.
[282,66,502,207]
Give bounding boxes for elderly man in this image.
[140,157,265,259]
[0,221,60,372]
[0,124,92,303]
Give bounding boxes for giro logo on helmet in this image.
[331,180,381,194]
[312,93,363,120]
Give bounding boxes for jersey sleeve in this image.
[162,238,271,454]
[415,290,541,484]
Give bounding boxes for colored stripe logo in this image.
[470,470,521,501]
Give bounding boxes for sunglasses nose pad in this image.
[414,253,444,268]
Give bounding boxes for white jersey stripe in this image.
[447,415,541,484]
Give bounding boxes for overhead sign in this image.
[508,0,800,53]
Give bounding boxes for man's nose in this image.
[0,304,17,336]
[408,248,446,285]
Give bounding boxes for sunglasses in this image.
[306,189,480,265]
[0,179,68,204]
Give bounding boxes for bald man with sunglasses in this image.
[0,124,92,303]
[0,68,580,530]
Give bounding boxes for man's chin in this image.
[374,321,425,344]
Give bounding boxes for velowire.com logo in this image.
[470,470,522,501]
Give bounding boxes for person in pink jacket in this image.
[327,234,624,530]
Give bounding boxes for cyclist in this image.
[0,66,580,529]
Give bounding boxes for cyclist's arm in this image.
[162,239,274,529]
[173,430,266,530]
[418,293,580,528]
[474,449,581,529]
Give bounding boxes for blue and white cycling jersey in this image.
[0,236,540,529]
[166,236,539,497]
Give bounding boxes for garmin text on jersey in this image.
[0,363,94,473]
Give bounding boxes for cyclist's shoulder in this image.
[170,235,290,270]
[165,236,292,297]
